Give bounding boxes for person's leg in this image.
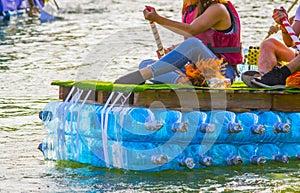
[258,38,295,73]
[138,59,186,84]
[250,54,300,88]
[138,38,217,83]
[147,38,216,77]
[287,54,300,73]
[115,38,219,84]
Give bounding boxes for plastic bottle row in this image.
[39,133,300,171]
[40,101,300,144]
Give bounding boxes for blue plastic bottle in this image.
[279,112,300,143]
[256,111,290,143]
[208,110,243,143]
[256,144,289,163]
[183,144,212,168]
[279,143,300,158]
[206,144,241,166]
[183,111,215,144]
[236,112,265,143]
[238,144,266,165]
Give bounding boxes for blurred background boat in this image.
[0,0,62,23]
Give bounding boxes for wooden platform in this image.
[57,84,300,112]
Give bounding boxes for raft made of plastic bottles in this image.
[38,101,300,171]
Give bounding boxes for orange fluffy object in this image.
[286,71,300,88]
[185,58,227,87]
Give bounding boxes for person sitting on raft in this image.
[114,0,243,85]
[242,5,300,87]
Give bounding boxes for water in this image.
[0,0,299,192]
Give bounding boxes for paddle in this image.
[145,6,165,59]
[52,0,60,10]
[264,0,299,39]
[281,16,300,50]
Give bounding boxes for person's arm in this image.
[143,4,230,37]
[271,7,294,46]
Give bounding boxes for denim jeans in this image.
[139,37,237,84]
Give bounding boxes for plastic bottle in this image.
[41,133,58,161]
[107,141,167,171]
[279,143,300,159]
[41,101,62,133]
[238,144,266,165]
[236,112,265,143]
[181,144,212,169]
[177,154,195,169]
[256,111,283,142]
[226,155,243,166]
[209,110,243,143]
[114,107,180,143]
[152,109,183,142]
[281,112,300,142]
[206,144,241,166]
[183,111,215,144]
[74,103,101,138]
[256,144,289,163]
[207,78,231,88]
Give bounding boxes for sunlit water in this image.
[0,0,299,192]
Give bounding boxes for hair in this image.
[182,0,228,15]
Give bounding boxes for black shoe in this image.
[251,66,291,88]
[241,70,263,88]
[114,70,145,85]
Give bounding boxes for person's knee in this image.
[139,59,156,69]
[260,38,280,50]
[184,37,204,48]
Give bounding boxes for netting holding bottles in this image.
[39,101,300,171]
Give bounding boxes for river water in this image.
[0,0,299,192]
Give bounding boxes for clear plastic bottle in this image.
[41,101,62,134]
[207,78,231,88]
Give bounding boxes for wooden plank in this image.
[133,89,273,112]
[59,86,72,101]
[272,93,300,112]
[58,85,300,112]
[133,90,181,108]
[225,90,272,111]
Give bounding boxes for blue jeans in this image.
[139,37,237,84]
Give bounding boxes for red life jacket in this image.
[182,1,243,65]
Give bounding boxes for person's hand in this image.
[164,45,176,54]
[289,15,295,24]
[272,7,288,24]
[143,5,158,22]
[268,25,280,35]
